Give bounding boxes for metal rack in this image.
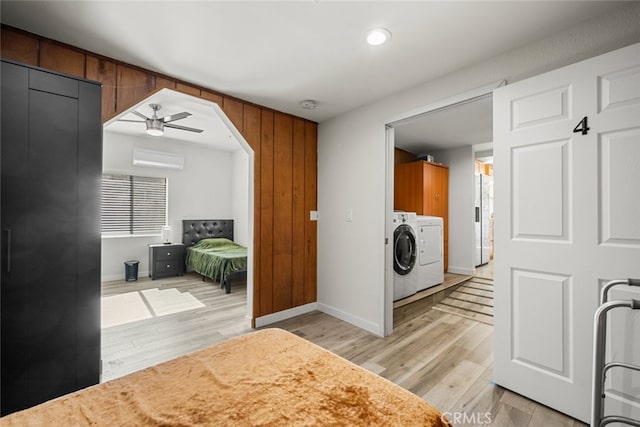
[591,278,640,427]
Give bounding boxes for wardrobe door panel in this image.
[26,88,80,402]
[76,81,102,388]
[0,61,31,415]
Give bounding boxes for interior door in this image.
[493,42,640,422]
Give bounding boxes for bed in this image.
[182,219,247,293]
[1,329,451,426]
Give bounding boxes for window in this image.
[101,174,167,235]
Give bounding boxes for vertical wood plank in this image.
[304,121,318,303]
[155,76,176,91]
[116,64,155,113]
[1,27,38,66]
[259,110,275,316]
[222,97,243,132]
[175,82,200,97]
[272,113,293,312]
[200,90,223,107]
[40,41,85,78]
[243,105,262,319]
[85,55,117,121]
[291,118,306,306]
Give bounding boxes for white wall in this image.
[317,111,387,333]
[432,146,475,276]
[231,148,250,247]
[101,132,234,282]
[317,3,640,336]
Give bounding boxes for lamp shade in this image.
[162,225,172,244]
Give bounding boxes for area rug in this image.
[101,292,152,328]
[101,288,205,329]
[141,288,205,316]
[432,278,494,325]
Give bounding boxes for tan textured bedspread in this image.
[2,328,449,426]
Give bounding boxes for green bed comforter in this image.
[185,238,247,283]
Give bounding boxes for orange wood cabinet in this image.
[394,161,449,271]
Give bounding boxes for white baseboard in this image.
[447,266,475,276]
[254,302,318,328]
[316,303,383,337]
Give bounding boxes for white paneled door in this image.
[494,42,640,423]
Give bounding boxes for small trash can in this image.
[124,260,139,282]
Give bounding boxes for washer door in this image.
[394,224,417,275]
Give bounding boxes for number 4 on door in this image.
[573,116,590,135]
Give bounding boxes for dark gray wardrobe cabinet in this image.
[1,60,102,416]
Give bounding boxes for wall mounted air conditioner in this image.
[133,148,184,170]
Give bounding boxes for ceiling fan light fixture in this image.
[365,28,391,46]
[146,120,164,136]
[118,103,203,135]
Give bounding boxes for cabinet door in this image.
[1,61,31,415]
[427,164,446,218]
[26,81,80,408]
[394,161,423,213]
[421,163,436,215]
[1,63,101,414]
[76,80,102,390]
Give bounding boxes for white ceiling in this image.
[0,1,627,152]
[394,95,494,155]
[104,89,239,151]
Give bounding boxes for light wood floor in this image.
[474,258,494,280]
[101,273,585,427]
[101,273,252,381]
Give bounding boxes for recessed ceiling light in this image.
[365,28,391,46]
[300,99,317,110]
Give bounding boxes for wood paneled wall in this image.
[1,25,317,322]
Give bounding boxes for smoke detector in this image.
[300,100,317,110]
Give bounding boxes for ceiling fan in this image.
[118,103,203,136]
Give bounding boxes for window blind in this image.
[101,174,167,235]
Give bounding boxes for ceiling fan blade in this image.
[117,119,146,123]
[162,112,191,123]
[131,110,149,120]
[164,123,204,133]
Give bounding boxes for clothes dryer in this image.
[392,212,419,301]
[415,216,444,291]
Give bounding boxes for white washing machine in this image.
[392,212,419,301]
[414,215,444,291]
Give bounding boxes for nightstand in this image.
[149,243,185,280]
